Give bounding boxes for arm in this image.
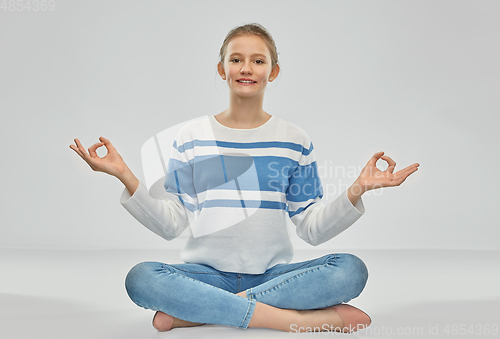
[117,166,140,196]
[120,139,196,240]
[287,142,365,246]
[289,191,365,246]
[288,148,419,246]
[119,180,190,241]
[69,136,190,240]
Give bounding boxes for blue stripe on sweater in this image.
[174,139,313,156]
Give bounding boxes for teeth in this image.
[238,80,254,83]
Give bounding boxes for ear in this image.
[269,64,280,81]
[217,62,225,77]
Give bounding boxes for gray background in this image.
[1,0,498,251]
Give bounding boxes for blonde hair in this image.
[219,23,279,69]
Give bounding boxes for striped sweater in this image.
[120,114,364,274]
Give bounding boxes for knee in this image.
[326,253,369,300]
[342,253,368,288]
[125,262,161,303]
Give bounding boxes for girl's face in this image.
[218,35,278,98]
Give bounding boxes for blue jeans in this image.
[125,253,368,329]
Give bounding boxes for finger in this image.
[69,144,85,159]
[395,163,419,175]
[395,169,417,186]
[99,136,117,153]
[394,166,416,178]
[381,155,396,173]
[74,139,98,166]
[88,142,104,158]
[74,138,89,157]
[71,140,97,170]
[393,166,419,184]
[368,151,385,165]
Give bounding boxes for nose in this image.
[240,61,253,74]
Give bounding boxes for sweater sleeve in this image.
[120,181,190,240]
[120,133,195,241]
[286,141,365,246]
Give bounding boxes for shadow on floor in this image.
[365,298,500,338]
[0,293,151,339]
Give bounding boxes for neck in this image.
[220,92,269,128]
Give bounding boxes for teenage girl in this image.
[70,23,419,333]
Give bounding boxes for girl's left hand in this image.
[354,151,420,194]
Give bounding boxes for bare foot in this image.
[152,311,204,331]
[293,305,371,333]
[248,302,370,333]
[292,307,345,333]
[328,304,372,333]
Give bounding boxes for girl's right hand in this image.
[69,136,128,179]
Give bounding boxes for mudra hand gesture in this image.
[69,136,128,177]
[355,152,420,192]
[69,137,140,195]
[351,151,420,196]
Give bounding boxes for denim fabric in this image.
[125,253,368,329]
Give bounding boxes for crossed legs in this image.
[125,253,370,333]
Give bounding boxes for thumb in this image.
[99,136,117,153]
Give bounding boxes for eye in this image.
[255,60,264,64]
[230,58,240,63]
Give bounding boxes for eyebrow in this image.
[228,53,268,59]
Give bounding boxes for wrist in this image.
[117,166,135,183]
[116,166,139,194]
[115,164,132,181]
[347,180,366,206]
